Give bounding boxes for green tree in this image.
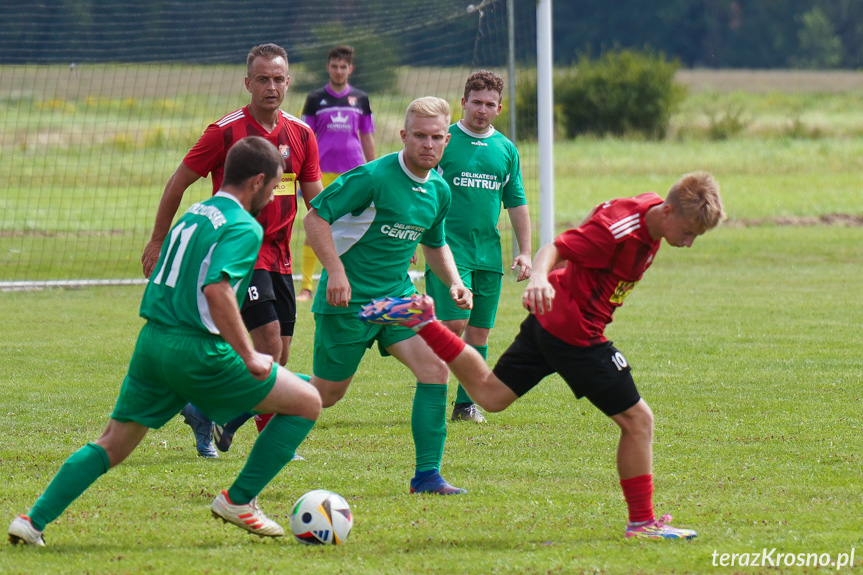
[788,7,842,68]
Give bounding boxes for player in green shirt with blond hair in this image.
[304,96,473,495]
[9,137,322,546]
[427,70,532,423]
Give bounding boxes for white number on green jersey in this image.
[152,222,198,288]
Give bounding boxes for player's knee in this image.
[320,390,343,408]
[418,361,450,384]
[442,318,468,337]
[476,392,513,413]
[250,322,282,358]
[615,400,654,439]
[311,376,350,408]
[298,389,322,421]
[470,375,515,413]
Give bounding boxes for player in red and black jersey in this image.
[141,44,322,457]
[361,172,725,539]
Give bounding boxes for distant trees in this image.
[553,0,863,69]
[2,0,863,69]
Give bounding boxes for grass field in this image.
[1,224,861,574]
[1,67,863,573]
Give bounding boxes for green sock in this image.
[412,382,448,472]
[455,345,487,404]
[28,442,110,531]
[227,415,315,504]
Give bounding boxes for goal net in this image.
[0,0,538,288]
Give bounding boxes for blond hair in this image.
[666,171,725,231]
[405,97,451,128]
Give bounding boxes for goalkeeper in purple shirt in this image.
[298,45,376,302]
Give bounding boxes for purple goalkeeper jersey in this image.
[301,84,374,174]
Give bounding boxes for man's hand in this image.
[244,350,274,381]
[449,285,473,310]
[522,276,555,315]
[325,269,352,308]
[141,239,163,278]
[511,254,533,282]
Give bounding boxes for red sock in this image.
[620,474,654,523]
[254,413,274,433]
[416,321,466,363]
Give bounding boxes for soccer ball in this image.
[289,489,353,545]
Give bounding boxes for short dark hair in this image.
[463,70,504,101]
[328,45,354,65]
[246,43,288,77]
[222,137,283,188]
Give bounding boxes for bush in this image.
[556,49,686,140]
[493,71,542,142]
[706,102,749,140]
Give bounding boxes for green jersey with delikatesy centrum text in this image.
[435,121,526,273]
[141,192,263,333]
[310,150,451,314]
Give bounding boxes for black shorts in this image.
[492,314,641,417]
[241,270,296,336]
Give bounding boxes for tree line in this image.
[1,0,859,69]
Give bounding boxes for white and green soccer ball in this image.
[289,489,353,545]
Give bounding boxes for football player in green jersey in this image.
[303,97,474,495]
[428,70,532,423]
[8,137,322,546]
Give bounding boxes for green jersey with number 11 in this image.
[436,122,526,273]
[141,192,263,334]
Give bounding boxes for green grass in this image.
[1,225,862,574]
[1,66,863,573]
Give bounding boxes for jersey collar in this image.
[326,84,351,98]
[456,119,495,139]
[214,191,244,208]
[398,150,431,184]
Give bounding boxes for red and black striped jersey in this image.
[537,193,663,346]
[183,106,321,274]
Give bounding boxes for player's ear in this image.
[250,172,266,190]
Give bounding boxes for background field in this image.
[4,66,863,281]
[1,69,862,574]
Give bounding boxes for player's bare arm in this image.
[521,242,560,315]
[298,179,324,211]
[360,132,376,162]
[303,208,351,307]
[423,244,473,310]
[204,279,274,379]
[507,204,533,281]
[203,278,273,380]
[142,163,201,278]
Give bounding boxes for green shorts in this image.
[313,312,416,381]
[111,322,278,428]
[425,268,502,328]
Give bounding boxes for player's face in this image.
[461,88,502,133]
[250,168,283,217]
[326,58,353,89]
[245,56,290,113]
[400,114,451,178]
[663,212,704,248]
